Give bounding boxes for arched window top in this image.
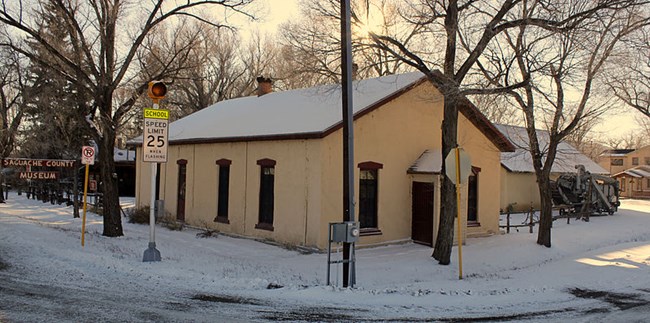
[358,161,383,170]
[257,158,276,167]
[216,158,232,166]
[177,159,188,165]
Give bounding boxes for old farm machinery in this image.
[551,165,620,219]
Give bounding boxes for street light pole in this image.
[341,0,356,288]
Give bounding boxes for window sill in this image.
[255,223,274,231]
[214,216,230,224]
[467,221,480,227]
[360,228,382,236]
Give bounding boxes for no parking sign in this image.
[81,146,95,165]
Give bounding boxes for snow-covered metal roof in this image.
[496,124,608,175]
[128,72,514,152]
[613,165,650,178]
[114,148,135,162]
[600,149,635,157]
[135,72,424,144]
[408,149,443,174]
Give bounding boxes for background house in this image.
[599,145,650,199]
[132,72,514,249]
[612,165,650,198]
[496,124,608,213]
[598,148,636,175]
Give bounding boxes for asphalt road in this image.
[3,260,648,323]
[0,254,359,323]
[0,266,257,323]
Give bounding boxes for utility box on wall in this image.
[330,221,359,243]
[154,200,164,219]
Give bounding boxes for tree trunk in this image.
[432,96,459,264]
[99,127,123,237]
[0,171,4,203]
[536,177,553,247]
[73,163,80,218]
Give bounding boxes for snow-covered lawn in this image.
[1,194,649,322]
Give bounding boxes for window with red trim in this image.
[358,161,382,229]
[256,159,275,230]
[215,159,231,223]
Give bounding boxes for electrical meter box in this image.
[331,222,359,243]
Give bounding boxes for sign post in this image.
[143,81,167,262]
[80,146,95,247]
[445,147,471,280]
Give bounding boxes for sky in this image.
[234,0,301,35]
[229,0,643,142]
[593,109,645,141]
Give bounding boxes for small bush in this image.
[159,215,183,231]
[196,229,218,238]
[127,206,182,230]
[127,206,151,224]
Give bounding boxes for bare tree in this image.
[0,48,29,202]
[0,0,254,237]
[605,128,650,149]
[639,115,650,139]
[479,1,649,246]
[471,94,522,126]
[237,31,280,91]
[364,0,645,261]
[151,23,253,116]
[562,110,605,159]
[276,0,419,88]
[606,22,650,118]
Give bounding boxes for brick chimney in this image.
[256,76,273,96]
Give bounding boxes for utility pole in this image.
[341,0,356,288]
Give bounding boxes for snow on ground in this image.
[1,193,649,322]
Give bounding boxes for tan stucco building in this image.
[497,124,608,213]
[599,146,650,199]
[132,73,514,250]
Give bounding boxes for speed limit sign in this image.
[81,146,95,165]
[143,108,169,163]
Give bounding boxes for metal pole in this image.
[455,148,463,280]
[150,163,156,242]
[327,224,332,286]
[341,0,356,288]
[143,101,161,262]
[81,164,89,247]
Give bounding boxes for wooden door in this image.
[176,161,187,222]
[467,174,478,222]
[412,181,434,246]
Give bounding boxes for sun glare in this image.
[575,244,650,269]
[355,4,385,38]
